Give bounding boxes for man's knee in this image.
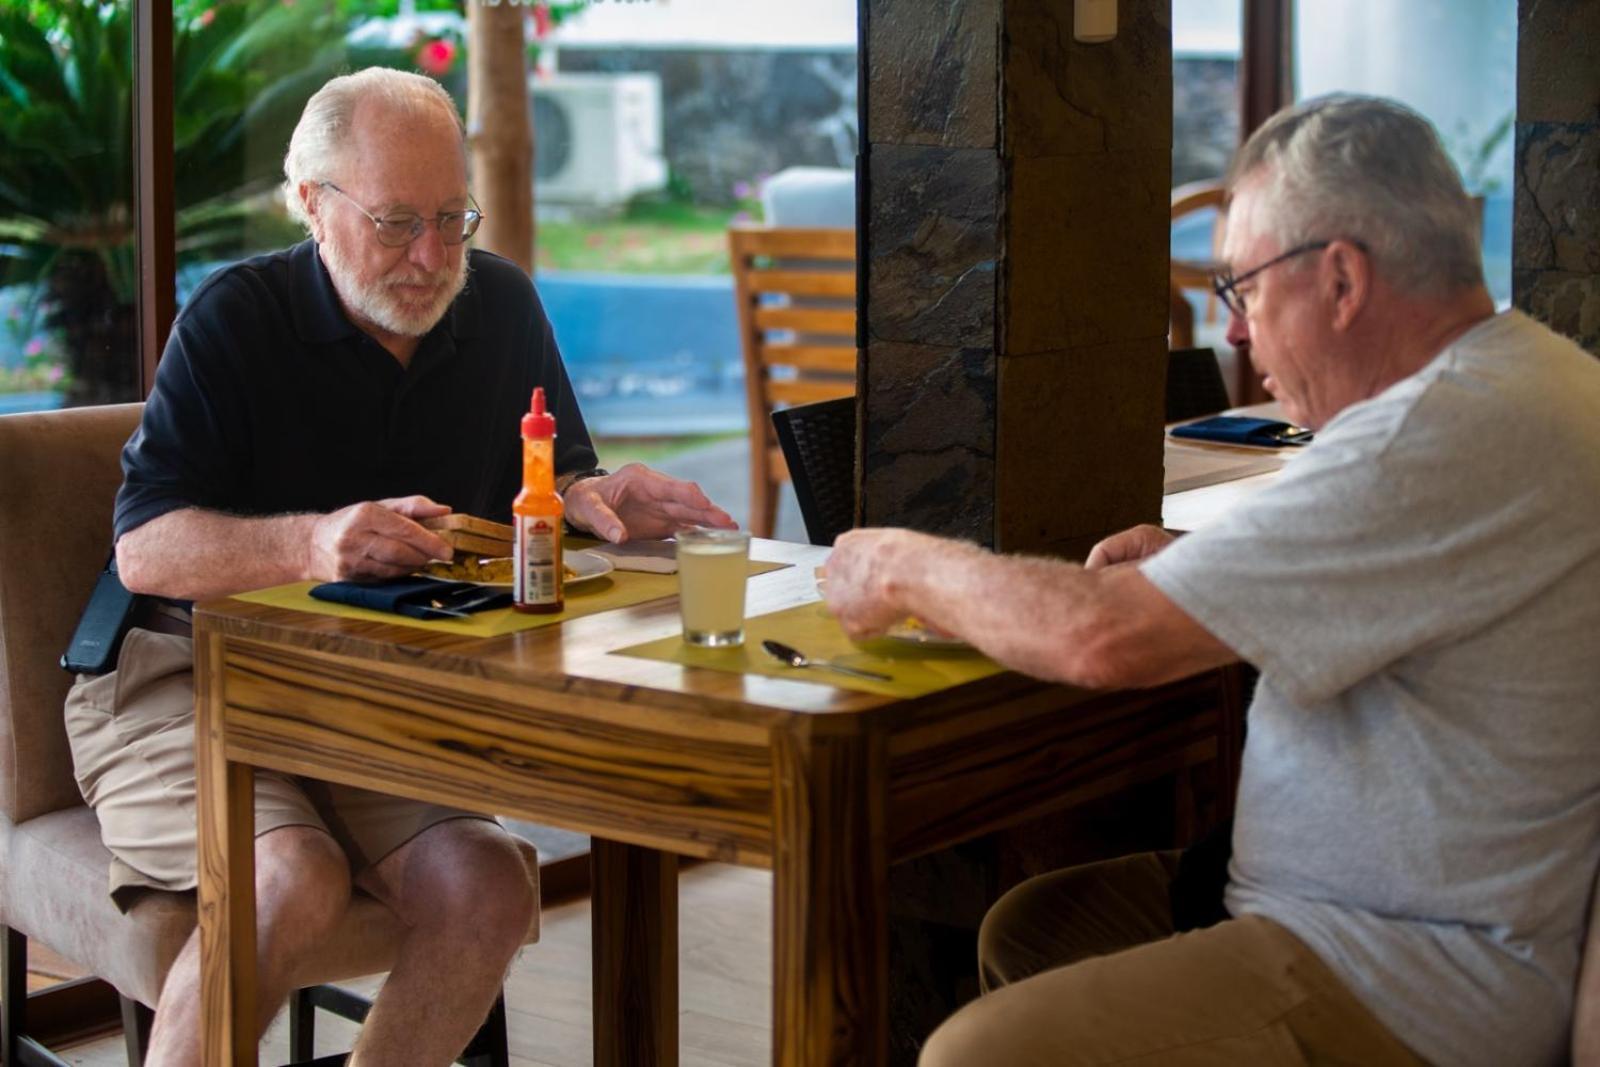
[386,821,535,944]
[256,825,352,942]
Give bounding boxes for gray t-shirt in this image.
[1143,311,1600,1066]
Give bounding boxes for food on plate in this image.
[421,557,577,584]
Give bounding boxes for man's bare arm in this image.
[116,496,454,602]
[822,528,1236,690]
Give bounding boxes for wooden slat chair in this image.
[1168,179,1226,353]
[0,404,536,1066]
[728,225,857,538]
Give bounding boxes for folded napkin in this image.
[309,577,512,620]
[586,539,679,574]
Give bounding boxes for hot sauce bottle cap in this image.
[521,387,556,439]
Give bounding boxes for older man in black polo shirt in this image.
[63,68,734,1066]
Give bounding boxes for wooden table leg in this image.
[591,838,678,1067]
[771,729,889,1067]
[195,631,259,1066]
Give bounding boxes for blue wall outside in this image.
[0,266,749,433]
[536,270,746,436]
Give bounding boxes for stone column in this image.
[1514,0,1600,352]
[861,0,1172,558]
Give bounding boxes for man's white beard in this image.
[319,236,468,338]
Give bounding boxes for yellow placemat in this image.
[230,556,789,639]
[611,600,1004,698]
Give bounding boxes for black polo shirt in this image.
[115,240,596,540]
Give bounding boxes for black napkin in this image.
[309,577,512,620]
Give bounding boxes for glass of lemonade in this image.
[676,527,752,647]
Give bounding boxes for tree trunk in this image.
[466,1,534,274]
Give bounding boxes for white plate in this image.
[564,548,615,586]
[420,549,614,588]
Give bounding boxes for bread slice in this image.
[422,514,514,559]
[422,514,514,539]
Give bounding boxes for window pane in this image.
[0,1,136,411]
[1174,0,1242,188]
[538,0,858,539]
[166,0,857,538]
[173,0,356,311]
[1294,0,1516,305]
[1171,0,1241,396]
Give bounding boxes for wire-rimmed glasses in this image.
[319,181,483,247]
[1212,240,1337,317]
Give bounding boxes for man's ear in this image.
[1326,240,1369,332]
[298,181,324,242]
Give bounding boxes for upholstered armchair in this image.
[0,404,536,1065]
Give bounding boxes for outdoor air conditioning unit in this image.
[530,73,669,208]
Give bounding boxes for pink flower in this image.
[24,338,43,357]
[533,3,552,38]
[732,180,753,200]
[47,365,63,383]
[199,8,215,26]
[415,38,456,77]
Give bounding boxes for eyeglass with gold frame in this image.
[318,181,483,247]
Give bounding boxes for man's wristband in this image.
[559,467,609,493]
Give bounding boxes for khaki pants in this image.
[920,851,1424,1066]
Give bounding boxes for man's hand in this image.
[563,463,735,543]
[822,528,939,640]
[305,495,454,581]
[1084,524,1176,570]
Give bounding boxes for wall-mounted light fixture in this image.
[1074,0,1117,43]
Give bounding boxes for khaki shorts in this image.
[65,628,493,911]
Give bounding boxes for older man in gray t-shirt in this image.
[1143,308,1600,1064]
[822,94,1600,1066]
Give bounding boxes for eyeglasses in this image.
[318,182,483,247]
[1212,240,1342,317]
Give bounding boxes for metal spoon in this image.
[761,639,892,682]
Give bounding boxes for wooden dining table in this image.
[194,430,1286,1066]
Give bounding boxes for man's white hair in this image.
[282,67,465,228]
[1227,94,1484,296]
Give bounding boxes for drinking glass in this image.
[676,527,751,647]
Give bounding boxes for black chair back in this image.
[1166,346,1231,423]
[771,397,856,546]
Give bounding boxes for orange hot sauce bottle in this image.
[513,387,564,613]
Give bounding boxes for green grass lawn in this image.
[592,431,742,471]
[534,199,756,275]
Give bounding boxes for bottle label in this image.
[515,514,562,606]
